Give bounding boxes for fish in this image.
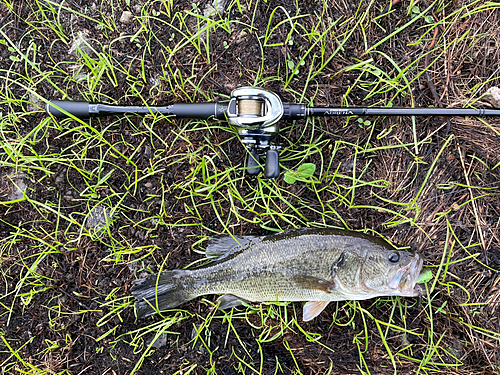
[131,228,423,321]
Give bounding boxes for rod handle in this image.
[46,100,91,118]
[169,103,225,119]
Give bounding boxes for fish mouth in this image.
[389,253,423,296]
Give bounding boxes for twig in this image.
[380,0,402,17]
[460,304,496,372]
[425,12,452,135]
[457,146,488,265]
[58,288,94,312]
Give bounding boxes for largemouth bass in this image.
[131,228,423,321]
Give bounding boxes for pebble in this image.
[26,92,43,112]
[128,262,139,273]
[236,30,247,44]
[55,172,65,186]
[6,173,27,201]
[203,0,228,17]
[120,11,133,24]
[481,86,500,108]
[68,31,92,57]
[147,333,168,349]
[86,205,111,236]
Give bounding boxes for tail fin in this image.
[131,270,192,318]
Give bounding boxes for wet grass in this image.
[1,0,500,374]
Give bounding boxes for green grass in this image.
[1,0,500,373]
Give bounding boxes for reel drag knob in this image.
[264,149,280,179]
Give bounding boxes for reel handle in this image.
[264,149,280,179]
[246,151,261,175]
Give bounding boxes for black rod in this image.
[47,99,500,121]
[305,106,500,117]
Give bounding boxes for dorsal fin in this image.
[205,234,260,261]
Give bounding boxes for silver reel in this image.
[227,87,284,178]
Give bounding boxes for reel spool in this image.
[238,99,263,117]
[226,87,284,179]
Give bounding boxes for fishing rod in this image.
[46,87,500,179]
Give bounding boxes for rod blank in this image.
[307,106,500,117]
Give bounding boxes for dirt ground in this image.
[1,0,500,374]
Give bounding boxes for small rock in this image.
[86,205,111,235]
[68,31,92,57]
[144,145,152,158]
[191,327,198,340]
[149,77,160,87]
[5,173,27,201]
[481,86,500,108]
[203,0,228,17]
[59,294,68,305]
[343,160,355,172]
[447,337,466,359]
[26,92,43,112]
[147,333,168,349]
[128,261,139,273]
[236,30,247,44]
[120,11,133,24]
[55,172,65,186]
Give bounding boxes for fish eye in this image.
[388,252,400,263]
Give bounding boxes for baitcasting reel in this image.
[46,87,308,178]
[226,87,306,178]
[46,86,500,179]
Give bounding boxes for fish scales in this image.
[131,228,423,321]
[187,234,349,301]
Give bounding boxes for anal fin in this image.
[216,294,251,310]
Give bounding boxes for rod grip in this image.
[46,100,91,118]
[169,103,223,119]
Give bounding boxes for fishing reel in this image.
[47,86,500,179]
[227,87,283,179]
[226,87,307,178]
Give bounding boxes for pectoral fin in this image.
[216,294,251,310]
[303,301,330,321]
[293,275,336,293]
